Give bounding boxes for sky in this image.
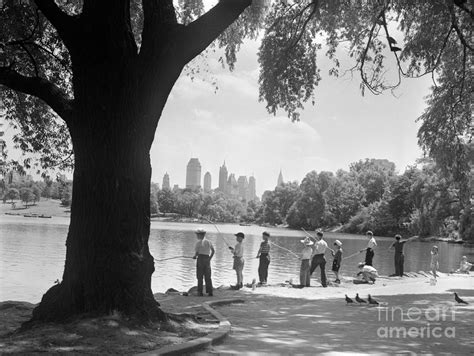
[1,3,435,197]
[150,38,432,196]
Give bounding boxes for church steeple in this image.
[277,169,284,187]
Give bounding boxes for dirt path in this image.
[196,274,474,354]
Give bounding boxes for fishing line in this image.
[269,241,300,258]
[204,218,233,249]
[301,227,316,239]
[342,251,362,260]
[155,255,194,262]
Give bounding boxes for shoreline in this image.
[1,213,471,244]
[1,273,473,354]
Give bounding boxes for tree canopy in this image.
[1,1,472,170]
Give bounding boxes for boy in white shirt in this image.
[357,262,379,284]
[193,228,215,296]
[300,237,314,287]
[360,231,377,266]
[229,232,245,289]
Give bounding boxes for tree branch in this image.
[179,0,252,64]
[33,0,77,48]
[449,2,474,52]
[0,67,73,121]
[453,0,474,19]
[140,0,180,58]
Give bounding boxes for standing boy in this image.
[300,237,314,287]
[193,228,215,296]
[360,231,377,266]
[256,231,271,285]
[430,245,439,280]
[309,230,328,287]
[331,240,343,284]
[389,234,416,276]
[229,232,245,289]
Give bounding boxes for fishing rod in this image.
[301,227,336,253]
[269,241,300,258]
[301,227,316,240]
[155,255,194,262]
[342,251,362,260]
[204,217,233,249]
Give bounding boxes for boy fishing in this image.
[193,228,215,296]
[256,231,271,285]
[331,240,343,284]
[229,232,245,289]
[299,237,314,287]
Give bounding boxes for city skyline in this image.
[162,158,258,199]
[150,38,431,197]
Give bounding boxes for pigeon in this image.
[454,292,468,305]
[345,294,354,305]
[355,293,367,304]
[368,294,379,305]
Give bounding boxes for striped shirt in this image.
[259,241,270,254]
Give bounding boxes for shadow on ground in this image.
[204,290,474,355]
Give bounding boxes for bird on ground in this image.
[454,292,468,305]
[355,293,367,304]
[345,295,354,305]
[368,294,379,305]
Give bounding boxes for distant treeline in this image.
[2,157,470,240]
[153,158,472,241]
[2,177,72,207]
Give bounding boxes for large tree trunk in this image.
[29,86,169,323]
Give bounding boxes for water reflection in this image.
[1,219,472,302]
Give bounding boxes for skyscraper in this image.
[162,172,170,190]
[218,161,228,192]
[277,169,284,187]
[248,176,256,201]
[237,176,248,201]
[203,172,212,192]
[186,158,201,189]
[227,173,238,197]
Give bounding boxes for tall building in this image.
[218,161,228,192]
[277,169,284,187]
[186,158,201,189]
[248,176,256,201]
[237,176,248,201]
[162,172,170,190]
[203,172,212,192]
[227,173,238,197]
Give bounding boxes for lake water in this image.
[1,216,473,303]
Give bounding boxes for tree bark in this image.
[29,96,167,323]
